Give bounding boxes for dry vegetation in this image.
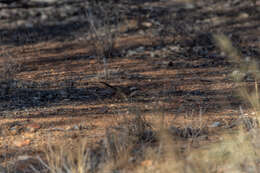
[0,0,260,172]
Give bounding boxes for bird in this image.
[100,82,139,101]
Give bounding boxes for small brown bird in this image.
[100,82,139,101]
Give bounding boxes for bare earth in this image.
[0,0,260,169]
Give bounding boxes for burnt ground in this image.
[0,0,260,171]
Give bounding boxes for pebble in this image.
[127,50,137,56]
[183,3,195,9]
[136,46,145,52]
[168,45,181,52]
[141,22,153,28]
[238,12,249,19]
[209,122,221,128]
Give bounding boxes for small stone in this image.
[73,125,79,130]
[184,3,195,9]
[128,157,135,163]
[231,70,246,80]
[168,45,180,52]
[141,22,153,28]
[244,56,251,63]
[238,12,249,19]
[127,50,137,56]
[136,46,144,52]
[138,30,145,35]
[150,52,155,58]
[130,87,138,91]
[25,22,33,28]
[209,122,221,128]
[41,13,48,20]
[17,155,31,161]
